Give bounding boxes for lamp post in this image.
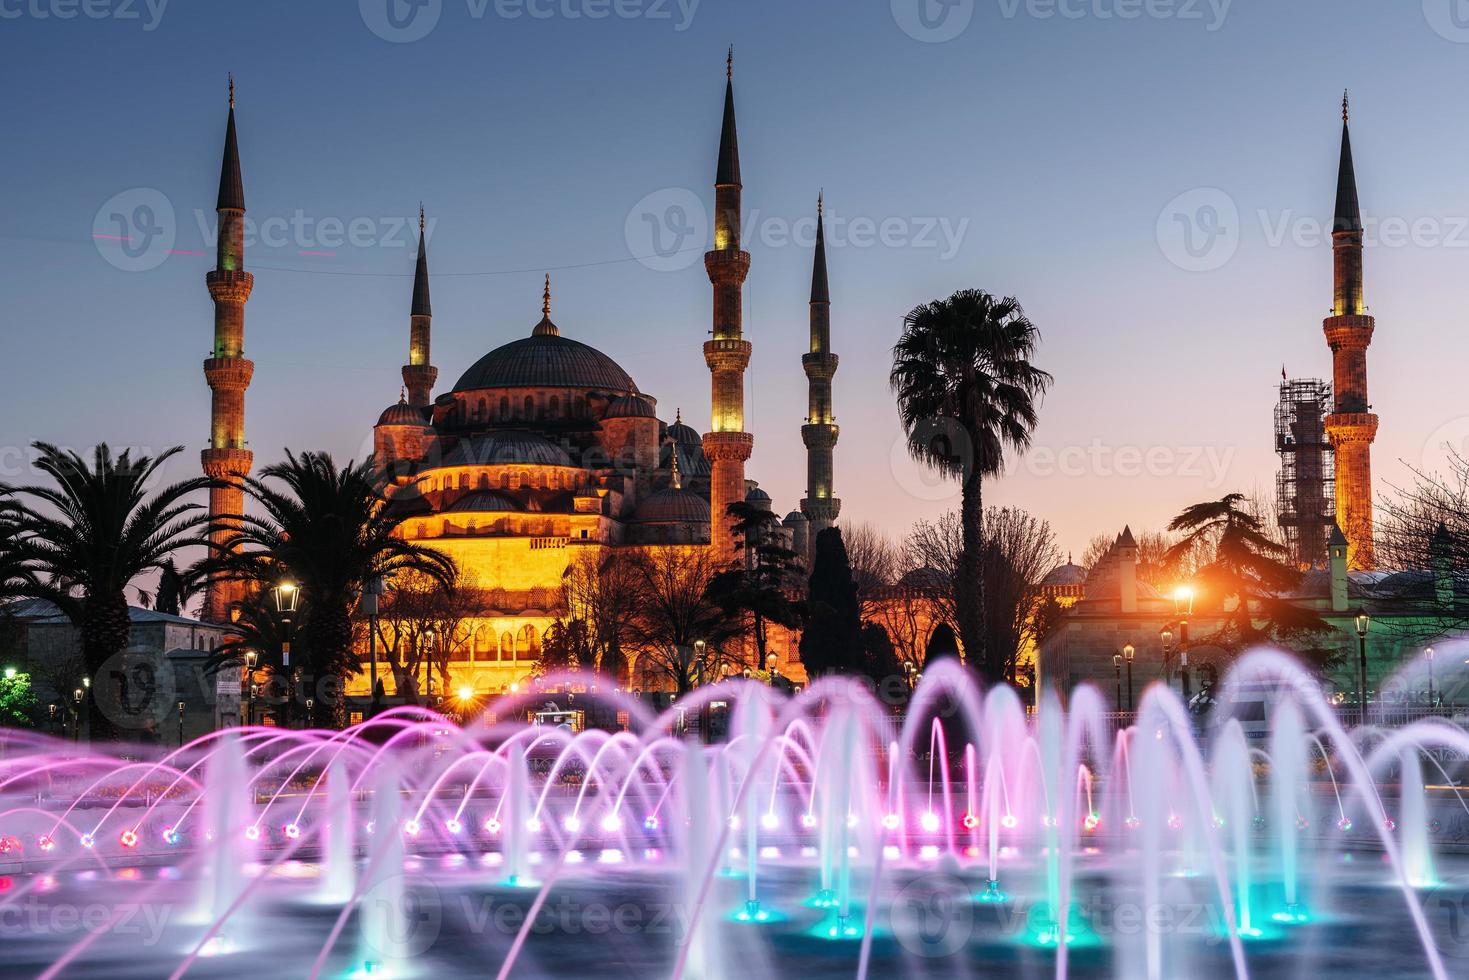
[1354,608,1371,728]
[1173,587,1194,709]
[1113,654,1123,712]
[1426,646,1436,710]
[72,688,83,741]
[243,650,258,727]
[177,700,186,746]
[364,576,384,718]
[422,630,436,707]
[271,580,299,727]
[1123,643,1136,715]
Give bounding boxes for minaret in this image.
[202,76,255,623]
[702,47,754,560]
[800,191,840,534]
[402,204,438,407]
[1323,91,1378,570]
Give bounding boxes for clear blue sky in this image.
[3,0,1468,559]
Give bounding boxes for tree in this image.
[977,507,1061,684]
[0,669,39,728]
[891,290,1051,685]
[146,558,203,617]
[859,621,908,696]
[842,522,899,622]
[207,593,302,726]
[211,452,455,727]
[1165,493,1332,656]
[799,527,865,677]
[1374,451,1469,641]
[535,619,595,678]
[627,546,742,694]
[561,550,642,674]
[1081,528,1196,592]
[1,444,214,740]
[369,571,477,705]
[706,501,804,667]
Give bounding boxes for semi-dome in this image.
[377,399,426,426]
[447,491,521,513]
[452,332,637,394]
[605,393,657,419]
[632,487,711,525]
[439,431,575,468]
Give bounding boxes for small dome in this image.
[377,400,426,426]
[745,486,771,503]
[605,394,657,419]
[1042,563,1087,588]
[439,431,574,468]
[666,416,702,446]
[632,488,710,525]
[783,510,808,524]
[447,491,521,513]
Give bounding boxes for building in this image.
[196,61,840,697]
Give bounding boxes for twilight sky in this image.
[3,0,1469,561]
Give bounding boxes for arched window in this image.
[474,626,491,661]
[500,631,515,662]
[518,624,540,661]
[524,395,535,418]
[548,396,560,418]
[499,472,511,490]
[476,398,487,421]
[478,473,490,489]
[499,396,510,421]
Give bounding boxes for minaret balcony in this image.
[1323,315,1374,350]
[1324,412,1379,445]
[206,269,254,303]
[702,431,754,461]
[802,351,839,380]
[201,447,254,479]
[703,249,751,281]
[203,356,255,390]
[801,423,840,449]
[703,338,752,372]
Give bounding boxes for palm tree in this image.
[890,290,1052,683]
[0,444,214,739]
[212,451,454,727]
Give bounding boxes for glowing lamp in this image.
[244,826,260,842]
[800,814,818,829]
[600,814,622,833]
[881,813,901,832]
[760,812,779,831]
[79,834,95,849]
[283,823,301,840]
[1083,813,1101,832]
[643,815,660,832]
[484,817,502,835]
[919,811,940,833]
[962,812,978,830]
[1000,814,1018,830]
[526,817,542,833]
[37,836,55,852]
[445,819,463,835]
[403,819,421,837]
[119,830,139,849]
[564,816,582,833]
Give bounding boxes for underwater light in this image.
[526,817,542,832]
[760,812,779,831]
[37,836,55,852]
[445,819,463,835]
[244,826,260,841]
[1337,817,1353,832]
[1124,816,1141,830]
[600,814,622,832]
[119,829,138,849]
[1083,813,1101,832]
[846,814,858,829]
[1383,817,1397,832]
[643,815,660,831]
[881,813,901,831]
[800,813,818,829]
[1001,814,1018,830]
[919,811,940,833]
[162,828,180,846]
[1167,814,1183,830]
[484,817,502,835]
[564,816,582,833]
[403,819,422,837]
[79,834,94,849]
[962,812,978,830]
[727,815,740,831]
[284,823,301,840]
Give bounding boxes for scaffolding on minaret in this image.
[1275,378,1336,569]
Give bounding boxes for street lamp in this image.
[1173,587,1194,708]
[1426,646,1436,710]
[72,688,83,742]
[244,650,258,726]
[2,667,15,681]
[1354,608,1371,728]
[271,580,299,727]
[422,630,436,705]
[1113,654,1123,711]
[364,576,385,717]
[177,701,186,746]
[1123,643,1136,714]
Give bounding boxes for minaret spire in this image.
[703,50,754,558]
[533,273,559,337]
[801,191,840,537]
[1323,92,1377,570]
[402,204,438,407]
[202,78,255,623]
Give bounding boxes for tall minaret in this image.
[800,192,840,535]
[702,48,754,559]
[202,76,255,623]
[402,205,438,407]
[1323,91,1378,570]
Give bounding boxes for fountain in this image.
[0,654,1466,978]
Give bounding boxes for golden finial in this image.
[726,45,733,81]
[675,407,683,425]
[1342,89,1349,123]
[817,189,823,217]
[542,273,551,318]
[418,202,425,233]
[671,444,683,490]
[399,385,407,404]
[228,73,235,109]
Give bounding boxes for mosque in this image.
[198,61,840,695]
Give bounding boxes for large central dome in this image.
[452,331,637,394]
